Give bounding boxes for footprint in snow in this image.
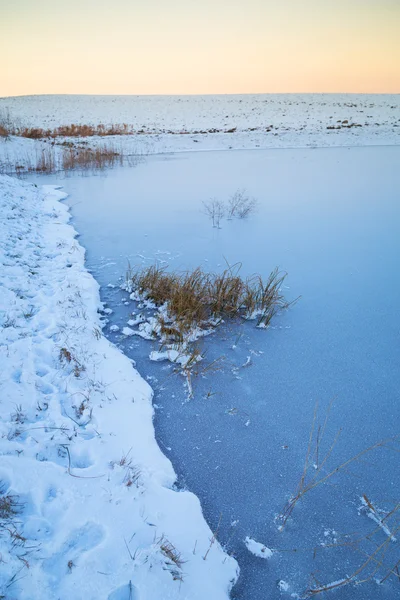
[35,365,50,378]
[23,516,53,541]
[11,368,22,384]
[35,380,55,395]
[43,522,106,578]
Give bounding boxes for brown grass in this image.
[1,141,124,175]
[0,492,20,520]
[0,123,10,138]
[12,123,245,139]
[61,144,123,171]
[0,110,13,139]
[34,147,56,173]
[159,536,186,570]
[128,263,297,339]
[17,123,135,139]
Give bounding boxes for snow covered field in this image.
[1,94,399,599]
[0,175,237,599]
[0,94,399,174]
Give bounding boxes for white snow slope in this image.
[0,174,238,599]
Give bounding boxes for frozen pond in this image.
[32,146,400,599]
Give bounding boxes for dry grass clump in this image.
[56,123,133,137]
[0,108,135,139]
[168,268,210,327]
[59,346,86,378]
[0,110,14,139]
[18,123,135,139]
[35,147,56,173]
[10,146,57,175]
[18,127,47,139]
[1,126,124,175]
[159,536,186,570]
[126,264,297,397]
[0,123,10,138]
[0,482,23,547]
[128,263,296,337]
[61,144,123,171]
[130,264,179,306]
[157,535,186,581]
[0,491,20,521]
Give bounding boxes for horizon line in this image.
[1,91,399,100]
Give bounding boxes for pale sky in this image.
[1,0,399,96]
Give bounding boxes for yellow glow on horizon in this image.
[0,0,399,96]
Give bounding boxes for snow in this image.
[121,326,135,336]
[1,92,399,599]
[1,94,399,142]
[1,94,399,174]
[0,174,238,599]
[277,580,289,592]
[244,537,273,559]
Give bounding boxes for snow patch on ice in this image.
[244,536,273,559]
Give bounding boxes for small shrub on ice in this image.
[227,188,258,219]
[202,188,258,228]
[202,198,225,228]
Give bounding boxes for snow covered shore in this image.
[1,94,399,174]
[0,174,238,599]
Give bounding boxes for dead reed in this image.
[0,110,13,139]
[278,402,397,531]
[15,123,135,139]
[274,403,400,596]
[306,508,400,596]
[0,123,10,138]
[0,491,20,521]
[127,263,296,338]
[61,144,123,171]
[34,147,56,173]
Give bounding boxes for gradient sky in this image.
[1,0,399,96]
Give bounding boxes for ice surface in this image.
[20,133,400,597]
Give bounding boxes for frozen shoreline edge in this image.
[0,174,238,599]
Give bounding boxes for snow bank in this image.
[0,174,238,599]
